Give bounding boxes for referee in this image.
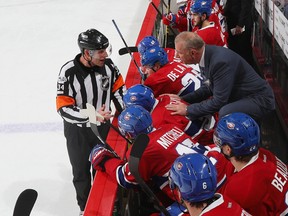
[56,28,126,215]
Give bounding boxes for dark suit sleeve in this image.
[181,84,212,104]
[186,61,236,120]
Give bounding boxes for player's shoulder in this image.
[164,47,175,53]
[220,194,251,215]
[156,94,173,104]
[203,193,248,215]
[149,124,185,138]
[258,148,287,172]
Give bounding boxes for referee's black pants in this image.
[64,121,110,211]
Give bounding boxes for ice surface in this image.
[0,0,148,215]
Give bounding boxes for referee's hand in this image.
[97,104,114,122]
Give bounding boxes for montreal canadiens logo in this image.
[226,122,235,129]
[149,48,156,53]
[130,95,137,101]
[176,162,183,170]
[124,114,130,121]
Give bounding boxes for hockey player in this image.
[140,46,203,97]
[168,153,250,215]
[210,0,228,39]
[89,105,227,205]
[191,0,227,47]
[56,28,126,215]
[214,112,288,215]
[123,84,216,145]
[162,0,193,32]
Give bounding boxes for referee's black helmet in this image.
[78,29,109,54]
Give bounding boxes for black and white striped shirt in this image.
[56,54,126,127]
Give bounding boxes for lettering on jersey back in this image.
[167,64,188,82]
[157,127,184,149]
[271,157,288,192]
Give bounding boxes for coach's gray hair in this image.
[175,31,205,50]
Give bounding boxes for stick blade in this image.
[130,133,150,159]
[118,46,138,55]
[129,133,149,176]
[13,189,38,216]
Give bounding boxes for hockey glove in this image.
[89,144,116,171]
[177,5,186,16]
[162,13,178,26]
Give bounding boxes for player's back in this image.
[202,193,251,216]
[138,124,227,189]
[196,22,227,47]
[219,148,288,215]
[152,95,215,140]
[144,61,203,97]
[152,95,192,132]
[259,148,288,215]
[138,124,196,180]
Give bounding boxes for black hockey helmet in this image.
[78,29,109,54]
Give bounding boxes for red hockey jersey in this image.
[152,95,215,145]
[103,125,227,200]
[197,193,250,216]
[144,61,203,97]
[219,148,288,216]
[193,22,227,47]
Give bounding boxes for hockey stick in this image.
[160,0,170,12]
[81,103,120,158]
[149,0,177,36]
[112,19,146,80]
[105,119,133,145]
[129,134,171,216]
[118,46,138,56]
[167,0,171,48]
[13,189,38,216]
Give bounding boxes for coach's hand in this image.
[165,101,188,116]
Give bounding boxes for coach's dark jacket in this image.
[181,45,275,120]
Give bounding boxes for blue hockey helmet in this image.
[191,0,212,17]
[123,84,156,112]
[213,113,260,156]
[118,105,153,139]
[140,46,169,67]
[137,36,160,56]
[169,153,217,202]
